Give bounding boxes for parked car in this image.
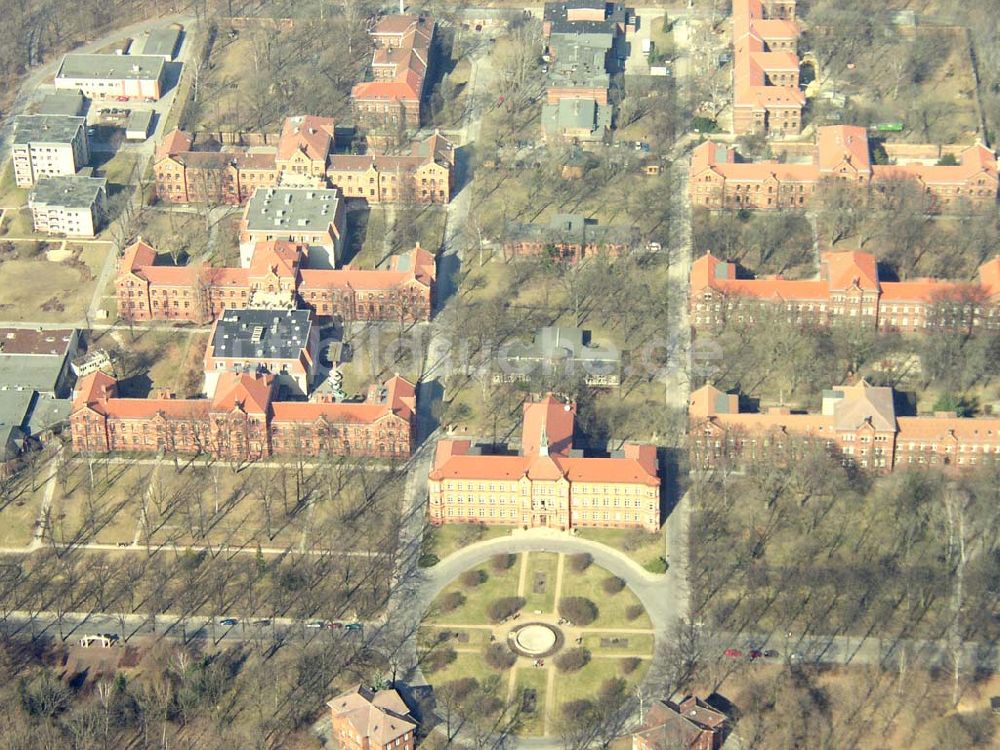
[763,649,780,658]
[220,618,239,626]
[345,623,363,632]
[253,619,271,627]
[724,648,743,658]
[306,620,327,629]
[327,622,343,629]
[749,649,763,660]
[116,95,129,102]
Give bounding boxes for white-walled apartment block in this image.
[54,54,167,100]
[29,175,107,238]
[11,115,90,188]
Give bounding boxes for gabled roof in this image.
[521,394,575,456]
[816,125,872,174]
[156,129,194,161]
[248,240,304,279]
[210,372,275,414]
[821,250,879,291]
[328,685,416,746]
[277,115,335,163]
[831,381,896,432]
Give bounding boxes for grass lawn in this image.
[550,656,650,713]
[425,558,521,624]
[97,151,146,186]
[48,461,150,546]
[574,527,667,572]
[133,209,210,258]
[513,666,548,735]
[0,252,101,322]
[420,523,512,565]
[582,632,654,654]
[559,562,652,629]
[0,161,28,208]
[417,625,493,651]
[521,552,559,615]
[0,465,51,547]
[417,649,498,687]
[1,207,44,238]
[90,328,206,398]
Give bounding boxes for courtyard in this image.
[417,550,654,737]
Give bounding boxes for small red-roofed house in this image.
[328,685,417,750]
[633,696,728,750]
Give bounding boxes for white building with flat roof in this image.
[55,53,167,100]
[238,187,346,269]
[11,115,90,187]
[29,175,107,238]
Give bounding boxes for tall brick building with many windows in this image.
[690,250,1000,334]
[115,239,435,324]
[70,370,417,461]
[429,394,660,531]
[690,381,1000,472]
[690,125,999,211]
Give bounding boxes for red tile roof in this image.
[277,115,335,162]
[352,15,433,105]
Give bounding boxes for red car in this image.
[724,648,742,658]
[116,96,129,102]
[749,649,763,660]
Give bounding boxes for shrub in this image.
[602,576,626,595]
[484,643,517,670]
[423,646,456,674]
[644,556,668,574]
[487,596,526,623]
[490,553,516,572]
[439,591,465,614]
[418,552,439,568]
[625,604,645,622]
[558,596,598,626]
[568,553,593,573]
[554,647,591,672]
[619,657,641,675]
[691,116,720,134]
[460,569,487,588]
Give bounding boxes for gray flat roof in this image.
[140,27,182,58]
[244,188,341,234]
[126,109,154,131]
[211,309,313,360]
[13,115,85,145]
[29,175,107,208]
[0,355,66,393]
[36,91,86,116]
[57,53,165,81]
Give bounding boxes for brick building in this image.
[327,685,417,750]
[154,129,278,205]
[690,250,1000,334]
[70,370,417,461]
[732,0,803,136]
[326,131,454,205]
[276,115,336,188]
[540,0,632,142]
[632,696,728,750]
[690,125,999,211]
[690,381,1000,472]
[352,15,434,131]
[503,213,640,262]
[116,239,435,324]
[153,124,454,206]
[428,394,660,531]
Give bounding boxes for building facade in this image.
[116,239,435,324]
[352,15,434,131]
[690,125,999,211]
[690,250,1000,334]
[153,124,454,207]
[70,370,416,461]
[54,53,166,100]
[154,129,278,205]
[429,394,660,531]
[732,0,803,136]
[238,187,346,269]
[11,115,90,188]
[326,132,454,205]
[503,213,640,262]
[690,381,1000,472]
[328,686,417,750]
[29,175,107,237]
